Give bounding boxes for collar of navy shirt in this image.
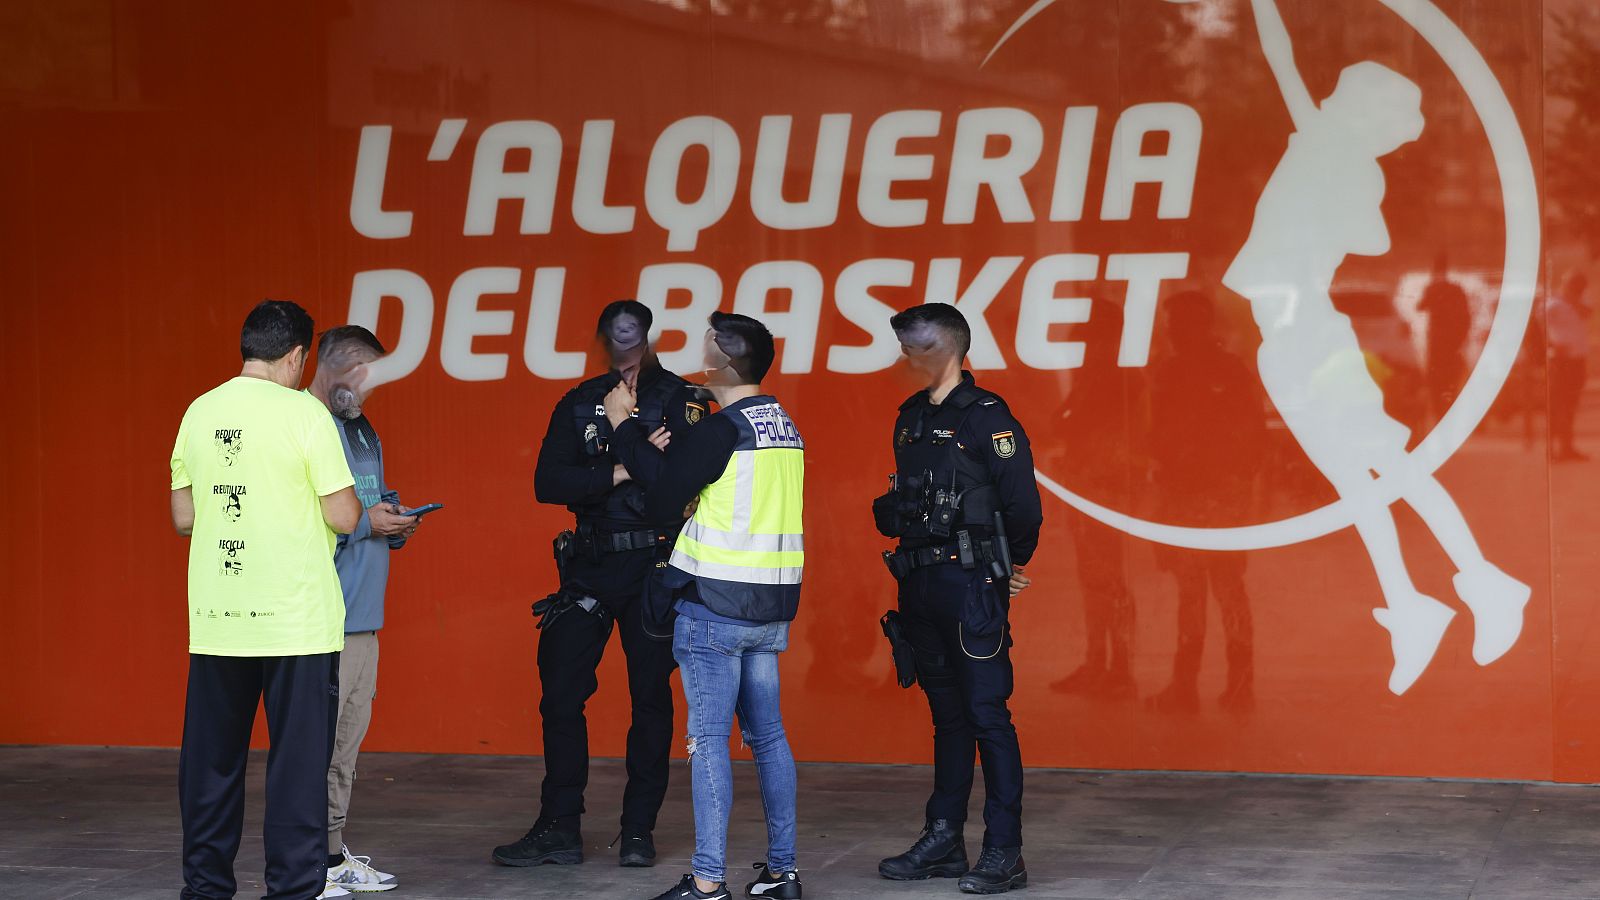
[901,369,981,412]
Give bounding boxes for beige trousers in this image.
[327,631,379,854]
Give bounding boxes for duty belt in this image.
[579,527,674,554]
[883,531,999,580]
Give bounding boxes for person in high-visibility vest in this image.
[606,311,804,900]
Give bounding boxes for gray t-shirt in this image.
[333,414,403,633]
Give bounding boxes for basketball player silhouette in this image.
[1225,0,1529,694]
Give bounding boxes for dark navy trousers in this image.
[179,652,338,900]
[536,547,677,834]
[899,563,1024,849]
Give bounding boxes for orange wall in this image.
[4,0,1600,781]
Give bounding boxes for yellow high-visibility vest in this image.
[669,397,805,621]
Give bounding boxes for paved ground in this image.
[3,746,1600,899]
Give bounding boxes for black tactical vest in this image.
[879,386,1001,546]
[567,370,688,527]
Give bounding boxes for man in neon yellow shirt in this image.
[170,300,362,900]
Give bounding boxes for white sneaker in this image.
[327,844,398,893]
[316,883,351,899]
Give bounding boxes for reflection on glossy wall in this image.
[2,0,1599,781]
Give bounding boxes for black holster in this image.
[882,549,910,581]
[532,586,611,631]
[880,610,917,689]
[552,530,577,583]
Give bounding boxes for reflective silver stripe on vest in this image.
[729,449,755,533]
[681,517,805,553]
[669,548,804,585]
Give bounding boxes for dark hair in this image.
[709,311,776,385]
[318,324,387,361]
[889,303,972,357]
[240,300,315,363]
[596,299,654,337]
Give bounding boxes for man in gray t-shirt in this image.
[309,325,421,895]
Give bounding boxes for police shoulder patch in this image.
[991,431,1017,459]
[685,401,705,425]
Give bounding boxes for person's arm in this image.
[616,414,739,526]
[170,416,196,536]
[380,487,410,549]
[534,390,616,506]
[965,401,1044,567]
[321,487,362,534]
[305,401,360,535]
[170,488,195,536]
[1249,0,1317,130]
[612,383,703,488]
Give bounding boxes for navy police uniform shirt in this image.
[534,363,706,532]
[891,371,1044,566]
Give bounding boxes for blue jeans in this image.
[673,615,798,884]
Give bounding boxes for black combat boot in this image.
[957,846,1026,894]
[491,817,584,866]
[877,819,968,880]
[619,830,657,867]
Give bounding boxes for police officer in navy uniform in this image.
[493,300,706,870]
[874,304,1042,895]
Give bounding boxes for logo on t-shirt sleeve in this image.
[218,539,246,576]
[214,429,243,467]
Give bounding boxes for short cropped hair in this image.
[597,299,654,337]
[240,300,315,363]
[317,324,386,361]
[709,311,776,385]
[889,303,972,357]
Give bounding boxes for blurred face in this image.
[321,345,380,420]
[895,322,961,384]
[701,327,739,386]
[604,312,648,369]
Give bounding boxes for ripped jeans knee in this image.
[684,731,734,884]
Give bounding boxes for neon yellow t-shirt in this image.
[170,377,355,656]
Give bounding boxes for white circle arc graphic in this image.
[1005,0,1541,552]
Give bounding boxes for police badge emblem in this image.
[685,402,705,425]
[991,431,1016,459]
[896,427,911,448]
[584,422,599,442]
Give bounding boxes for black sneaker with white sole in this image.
[744,862,802,899]
[649,874,731,900]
